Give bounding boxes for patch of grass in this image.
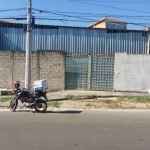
[107,103,121,109]
[102,99,113,104]
[85,103,92,107]
[7,105,10,109]
[47,101,61,108]
[96,100,102,103]
[126,96,133,100]
[94,105,101,109]
[0,97,12,102]
[117,96,150,103]
[86,95,97,99]
[118,96,126,101]
[133,96,150,103]
[65,95,76,100]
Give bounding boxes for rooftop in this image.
[88,17,128,28]
[0,19,19,24]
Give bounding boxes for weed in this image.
[47,101,61,108]
[126,96,133,100]
[0,97,12,102]
[85,103,92,107]
[118,96,126,101]
[7,106,10,109]
[133,96,150,103]
[65,95,75,100]
[102,99,113,104]
[86,95,97,99]
[94,105,101,108]
[97,100,102,103]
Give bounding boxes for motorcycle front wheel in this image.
[34,99,47,113]
[10,98,18,112]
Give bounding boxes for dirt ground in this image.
[1,90,150,110]
[49,97,150,110]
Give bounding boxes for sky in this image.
[0,0,150,30]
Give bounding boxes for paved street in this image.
[0,109,150,150]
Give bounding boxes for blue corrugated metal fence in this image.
[0,23,148,54]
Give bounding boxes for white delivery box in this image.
[34,79,48,92]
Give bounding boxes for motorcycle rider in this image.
[13,80,21,92]
[13,80,34,107]
[13,80,27,106]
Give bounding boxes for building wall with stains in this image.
[114,53,150,92]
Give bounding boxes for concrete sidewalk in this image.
[0,90,149,108]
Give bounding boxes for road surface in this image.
[0,109,150,150]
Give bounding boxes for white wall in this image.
[114,53,150,92]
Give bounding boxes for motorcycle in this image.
[10,89,48,113]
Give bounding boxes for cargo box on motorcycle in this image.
[34,79,48,92]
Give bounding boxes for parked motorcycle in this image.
[10,89,48,113]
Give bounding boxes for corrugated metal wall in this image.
[0,23,148,54]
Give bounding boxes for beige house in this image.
[0,19,18,24]
[88,17,128,30]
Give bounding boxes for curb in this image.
[1,108,150,112]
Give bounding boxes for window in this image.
[117,24,126,30]
[106,21,126,30]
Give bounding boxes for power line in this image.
[36,18,95,22]
[1,17,149,27]
[33,14,150,20]
[32,8,150,23]
[35,18,150,26]
[72,0,150,4]
[0,7,149,23]
[2,12,150,19]
[33,10,150,17]
[32,8,96,21]
[2,13,150,23]
[0,8,26,12]
[32,9,150,19]
[70,0,150,14]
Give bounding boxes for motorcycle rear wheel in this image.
[34,99,47,113]
[10,99,18,112]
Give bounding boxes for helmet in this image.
[13,80,20,88]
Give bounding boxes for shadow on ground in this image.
[16,109,82,114]
[49,95,118,102]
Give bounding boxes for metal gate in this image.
[65,54,115,91]
[91,55,114,90]
[65,54,88,89]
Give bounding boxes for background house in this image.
[88,17,128,30]
[0,19,18,24]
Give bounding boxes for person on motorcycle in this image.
[13,80,21,92]
[13,80,34,107]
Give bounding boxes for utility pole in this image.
[147,26,150,54]
[25,0,32,91]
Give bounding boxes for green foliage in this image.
[118,96,126,101]
[65,95,76,100]
[0,97,12,102]
[126,96,133,100]
[102,99,113,104]
[134,96,150,103]
[7,106,10,109]
[86,95,97,99]
[47,101,61,108]
[118,96,150,103]
[85,103,92,107]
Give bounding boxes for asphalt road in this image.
[0,109,150,150]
